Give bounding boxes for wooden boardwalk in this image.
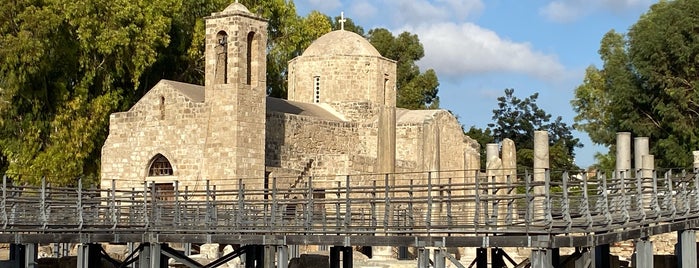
[2,169,698,250]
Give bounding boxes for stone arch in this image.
[246,31,260,87]
[147,153,174,177]
[215,30,228,84]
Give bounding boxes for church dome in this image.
[223,2,250,13]
[302,30,381,57]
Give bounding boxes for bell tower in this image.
[202,2,268,183]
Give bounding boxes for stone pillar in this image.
[417,248,430,268]
[485,143,503,224]
[433,248,446,268]
[277,245,289,268]
[634,239,653,268]
[693,151,699,169]
[502,139,517,180]
[616,132,632,177]
[634,137,649,174]
[530,248,552,267]
[24,244,37,268]
[264,245,276,268]
[677,230,697,268]
[641,155,655,178]
[533,131,549,193]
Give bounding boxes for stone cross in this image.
[339,12,347,30]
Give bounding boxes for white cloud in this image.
[385,0,483,26]
[305,0,342,13]
[540,0,653,23]
[404,22,566,81]
[350,1,378,20]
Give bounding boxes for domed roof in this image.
[223,2,250,13]
[302,30,381,57]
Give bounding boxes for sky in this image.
[293,0,658,168]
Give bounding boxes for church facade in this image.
[100,2,480,194]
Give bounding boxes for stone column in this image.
[634,239,653,268]
[641,155,655,178]
[678,230,697,268]
[533,131,549,194]
[501,139,517,182]
[616,132,632,177]
[634,137,649,175]
[693,151,699,169]
[530,248,553,267]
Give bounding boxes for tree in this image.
[571,0,699,169]
[473,89,581,173]
[367,28,440,109]
[0,0,179,186]
[329,15,364,35]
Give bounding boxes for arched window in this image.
[215,31,228,84]
[148,154,173,176]
[246,31,259,86]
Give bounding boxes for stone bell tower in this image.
[202,2,268,183]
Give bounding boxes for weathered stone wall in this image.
[101,81,208,192]
[287,55,395,112]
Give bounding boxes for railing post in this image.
[651,171,661,220]
[580,172,592,230]
[335,181,341,231]
[237,179,244,228]
[77,177,83,229]
[562,172,571,231]
[475,171,481,233]
[371,180,377,229]
[636,170,646,223]
[620,170,630,225]
[506,173,514,225]
[427,172,433,233]
[694,169,699,213]
[272,177,278,228]
[111,180,117,229]
[447,178,453,228]
[524,171,532,231]
[544,169,552,231]
[664,171,676,218]
[344,175,351,229]
[597,172,612,227]
[306,177,313,231]
[41,177,47,229]
[143,182,149,228]
[174,181,180,227]
[384,174,390,233]
[150,180,157,226]
[2,175,7,229]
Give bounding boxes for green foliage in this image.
[571,0,699,168]
[329,15,364,35]
[471,89,581,173]
[0,0,178,186]
[465,126,494,169]
[367,29,440,109]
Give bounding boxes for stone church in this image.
[100,2,480,193]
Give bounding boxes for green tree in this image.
[465,126,494,169]
[367,28,439,109]
[481,89,581,173]
[572,0,699,169]
[0,0,179,186]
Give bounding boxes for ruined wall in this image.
[101,82,208,192]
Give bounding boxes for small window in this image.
[313,76,320,103]
[148,154,173,176]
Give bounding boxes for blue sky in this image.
[294,0,657,168]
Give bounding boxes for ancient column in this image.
[616,132,632,177]
[634,137,649,175]
[533,131,549,194]
[501,139,517,182]
[693,151,699,170]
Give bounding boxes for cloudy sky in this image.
[294,0,657,168]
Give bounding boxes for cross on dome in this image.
[339,12,347,31]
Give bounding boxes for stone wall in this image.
[101,81,208,192]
